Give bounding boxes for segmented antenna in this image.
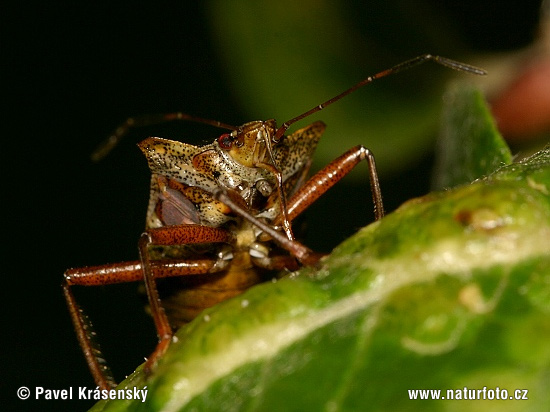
[92,113,236,161]
[274,54,487,141]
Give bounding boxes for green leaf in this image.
[432,83,513,189]
[89,142,550,411]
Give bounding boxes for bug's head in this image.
[216,119,279,168]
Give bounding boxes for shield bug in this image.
[63,54,486,390]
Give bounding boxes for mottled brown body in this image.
[137,121,326,328]
[156,249,270,328]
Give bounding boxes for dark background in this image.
[3,1,543,410]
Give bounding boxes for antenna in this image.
[274,54,487,141]
[92,113,236,161]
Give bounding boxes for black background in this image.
[3,2,543,411]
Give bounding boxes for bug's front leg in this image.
[279,145,384,225]
[212,189,322,266]
[138,225,233,374]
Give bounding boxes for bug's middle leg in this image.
[139,224,233,373]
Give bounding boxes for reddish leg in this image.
[213,189,321,266]
[277,145,384,226]
[63,224,231,390]
[215,146,383,267]
[137,225,232,375]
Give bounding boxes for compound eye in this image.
[218,133,233,150]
